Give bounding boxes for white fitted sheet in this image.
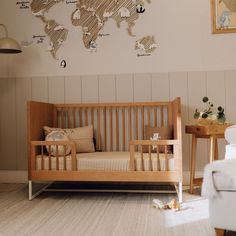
[36,152,174,172]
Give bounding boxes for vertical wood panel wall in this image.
[0,71,236,171]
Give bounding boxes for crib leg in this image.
[28,180,52,201]
[178,181,183,203]
[29,180,33,201]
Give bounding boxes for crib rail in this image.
[28,98,182,187]
[53,102,173,152]
[29,141,76,177]
[129,140,181,172]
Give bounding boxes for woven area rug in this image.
[0,183,235,236]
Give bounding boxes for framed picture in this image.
[211,0,236,33]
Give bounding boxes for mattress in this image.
[36,152,175,172]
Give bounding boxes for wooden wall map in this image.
[31,0,69,59]
[71,0,151,50]
[135,36,157,56]
[30,0,155,59]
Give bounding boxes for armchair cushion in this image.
[225,125,236,144]
[202,159,236,198]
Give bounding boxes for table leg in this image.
[214,138,219,160]
[210,136,216,163]
[189,134,197,194]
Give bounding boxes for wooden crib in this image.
[28,97,182,201]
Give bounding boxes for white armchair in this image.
[202,125,236,236]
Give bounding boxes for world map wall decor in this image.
[30,0,157,60]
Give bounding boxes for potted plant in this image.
[193,97,226,125]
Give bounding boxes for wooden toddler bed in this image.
[28,97,182,201]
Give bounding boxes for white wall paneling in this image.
[48,76,65,104]
[115,74,133,103]
[151,73,170,102]
[0,78,17,170]
[169,72,189,171]
[206,71,226,160]
[65,76,82,103]
[133,74,152,102]
[31,77,49,103]
[187,72,208,171]
[15,77,31,170]
[81,75,99,103]
[98,75,116,103]
[0,71,234,172]
[225,71,236,124]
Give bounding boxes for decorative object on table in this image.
[211,0,236,34]
[0,24,22,54]
[193,96,226,125]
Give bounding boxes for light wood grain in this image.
[28,98,182,196]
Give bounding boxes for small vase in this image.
[217,116,226,124]
[196,118,215,126]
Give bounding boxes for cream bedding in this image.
[36,152,174,172]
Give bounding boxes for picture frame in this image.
[211,0,236,34]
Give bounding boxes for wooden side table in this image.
[185,124,230,194]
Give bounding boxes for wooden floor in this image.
[0,183,233,236]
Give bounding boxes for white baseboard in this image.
[0,170,203,185]
[0,171,28,183]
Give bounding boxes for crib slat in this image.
[63,145,66,170]
[56,145,59,170]
[156,146,160,171]
[68,109,72,128]
[154,107,157,127]
[136,107,139,140]
[148,107,151,127]
[104,108,107,151]
[65,110,67,128]
[122,108,125,151]
[79,109,82,127]
[41,146,44,170]
[48,146,52,170]
[61,109,66,129]
[161,106,164,127]
[128,108,132,143]
[130,144,135,171]
[85,108,88,126]
[71,146,76,171]
[73,109,76,128]
[148,145,152,171]
[116,108,119,151]
[141,146,144,171]
[97,108,101,150]
[65,110,69,128]
[110,108,113,151]
[141,106,144,139]
[91,108,94,128]
[165,145,168,171]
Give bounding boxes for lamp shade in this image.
[0,24,22,54]
[0,37,22,54]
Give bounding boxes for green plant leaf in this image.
[202,113,208,119]
[202,97,209,103]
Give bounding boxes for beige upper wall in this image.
[1,0,236,77]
